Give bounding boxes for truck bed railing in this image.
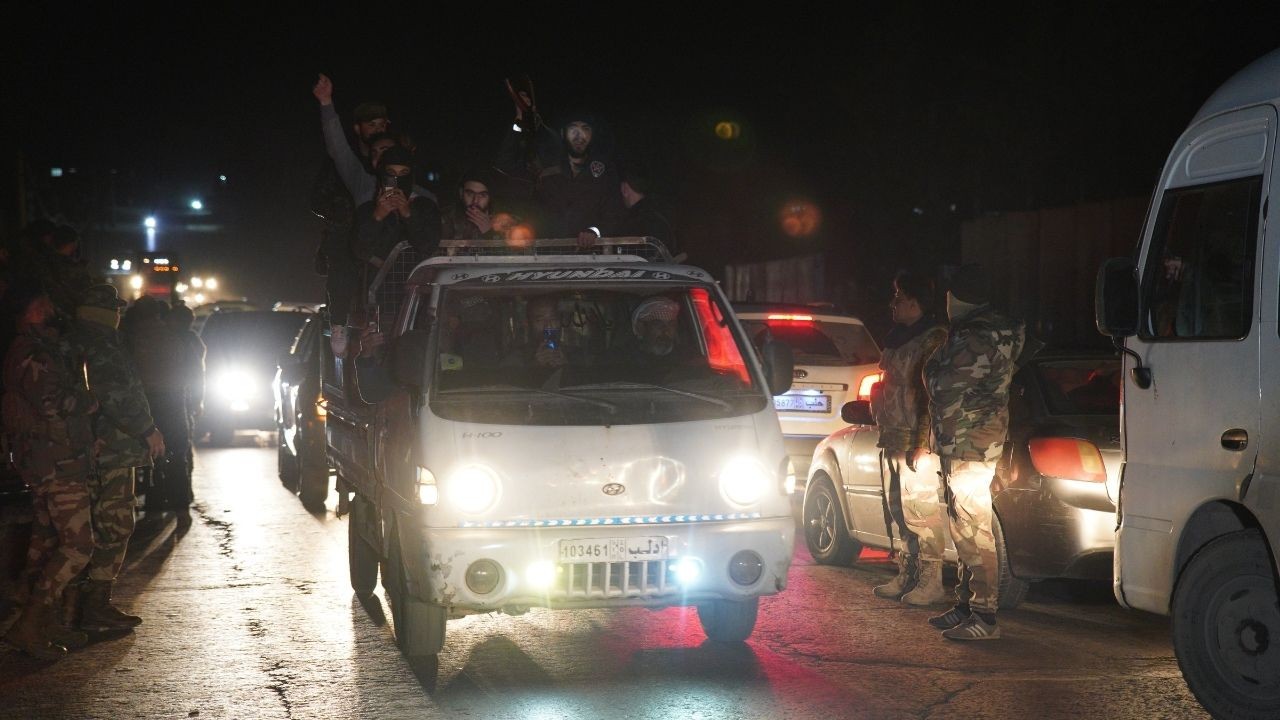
[436,236,673,262]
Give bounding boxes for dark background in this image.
[3,2,1279,322]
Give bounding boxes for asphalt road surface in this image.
[0,442,1208,719]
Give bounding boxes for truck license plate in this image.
[558,537,669,563]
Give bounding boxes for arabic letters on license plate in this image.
[558,536,669,563]
[774,393,831,413]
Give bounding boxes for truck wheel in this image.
[802,475,860,565]
[277,443,299,492]
[697,597,760,642]
[298,461,328,511]
[387,534,446,657]
[1172,528,1280,719]
[347,496,378,599]
[994,513,1030,610]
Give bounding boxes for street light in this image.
[205,277,218,290]
[143,216,157,229]
[190,199,204,211]
[191,277,204,289]
[130,275,143,290]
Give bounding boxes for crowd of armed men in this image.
[0,221,205,660]
[308,74,677,354]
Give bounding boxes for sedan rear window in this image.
[1034,358,1121,416]
[740,318,880,366]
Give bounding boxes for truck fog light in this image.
[465,559,502,595]
[524,560,557,590]
[728,550,764,586]
[672,556,703,585]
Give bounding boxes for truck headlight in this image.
[215,368,257,403]
[719,456,770,506]
[448,464,501,514]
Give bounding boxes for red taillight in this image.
[857,372,883,401]
[765,313,815,327]
[1028,437,1106,483]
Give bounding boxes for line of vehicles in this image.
[260,50,1280,717]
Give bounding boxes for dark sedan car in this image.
[273,309,329,509]
[802,351,1121,608]
[199,310,308,445]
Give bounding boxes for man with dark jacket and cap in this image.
[497,89,625,244]
[922,264,1024,641]
[65,284,165,635]
[354,145,441,329]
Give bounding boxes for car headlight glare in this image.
[215,368,257,403]
[448,464,501,514]
[719,456,771,506]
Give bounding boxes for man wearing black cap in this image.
[497,87,625,244]
[922,264,1025,641]
[65,284,165,635]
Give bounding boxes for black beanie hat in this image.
[377,145,414,172]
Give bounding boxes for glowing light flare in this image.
[143,216,157,229]
[122,260,132,271]
[109,259,120,270]
[129,275,143,290]
[714,121,741,140]
[673,557,703,585]
[524,560,557,589]
[505,224,536,248]
[190,199,203,210]
[718,456,771,506]
[779,199,821,238]
[205,277,218,290]
[448,464,502,514]
[190,277,204,288]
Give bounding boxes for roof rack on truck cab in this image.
[433,236,672,263]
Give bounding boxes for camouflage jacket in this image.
[67,317,155,469]
[872,317,947,452]
[924,305,1025,461]
[1,326,96,480]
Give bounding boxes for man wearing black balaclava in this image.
[353,145,441,329]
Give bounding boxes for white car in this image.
[735,304,882,485]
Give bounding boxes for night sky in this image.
[4,2,1280,319]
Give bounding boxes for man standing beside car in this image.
[66,284,165,634]
[923,264,1023,641]
[870,270,948,605]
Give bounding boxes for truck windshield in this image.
[428,284,767,425]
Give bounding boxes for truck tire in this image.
[387,533,446,657]
[277,443,299,492]
[347,496,378,599]
[1172,528,1280,719]
[697,597,760,643]
[994,513,1030,610]
[802,475,860,565]
[298,460,328,511]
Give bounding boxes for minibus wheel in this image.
[348,495,379,599]
[1172,528,1280,719]
[277,442,299,492]
[994,513,1029,609]
[697,597,760,642]
[387,532,446,657]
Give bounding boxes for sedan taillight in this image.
[1028,437,1106,483]
[857,372,883,401]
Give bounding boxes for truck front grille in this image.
[555,560,674,599]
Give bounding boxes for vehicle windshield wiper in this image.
[558,382,733,410]
[437,384,617,412]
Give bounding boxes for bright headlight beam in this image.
[449,464,501,514]
[719,456,771,506]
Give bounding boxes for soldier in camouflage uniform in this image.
[125,298,189,513]
[870,270,949,605]
[923,264,1024,641]
[66,285,165,633]
[1,286,97,659]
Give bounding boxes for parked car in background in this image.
[199,310,308,445]
[803,350,1121,608]
[274,309,329,509]
[735,304,882,490]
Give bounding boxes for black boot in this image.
[79,581,142,631]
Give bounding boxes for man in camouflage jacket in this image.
[870,270,949,606]
[2,287,97,659]
[923,264,1024,641]
[66,284,165,632]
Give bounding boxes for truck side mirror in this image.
[1095,257,1139,338]
[761,340,794,396]
[391,329,429,389]
[841,400,876,426]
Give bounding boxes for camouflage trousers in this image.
[882,451,949,562]
[942,457,999,614]
[17,472,94,608]
[84,467,137,583]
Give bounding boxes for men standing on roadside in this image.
[66,284,165,634]
[870,270,948,605]
[1,283,96,659]
[923,264,1024,641]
